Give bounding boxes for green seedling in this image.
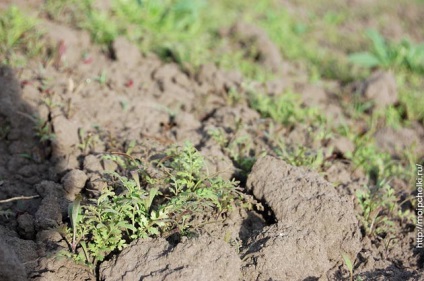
[208,123,257,176]
[275,144,326,170]
[69,194,82,253]
[33,117,55,143]
[78,128,99,154]
[349,29,424,74]
[356,180,413,238]
[41,96,62,111]
[342,253,354,281]
[95,70,108,85]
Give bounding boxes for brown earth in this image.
[0,3,424,281]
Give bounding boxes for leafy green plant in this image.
[63,142,245,265]
[62,171,167,264]
[349,29,424,74]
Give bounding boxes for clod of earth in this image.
[244,156,362,280]
[100,236,242,281]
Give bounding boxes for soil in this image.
[0,2,424,281]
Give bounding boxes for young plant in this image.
[275,144,326,170]
[248,91,325,127]
[78,128,100,154]
[355,180,413,238]
[342,253,354,281]
[349,29,424,74]
[33,116,55,143]
[68,194,82,253]
[64,142,245,266]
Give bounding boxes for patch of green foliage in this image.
[62,142,245,266]
[349,29,424,74]
[0,6,43,65]
[83,11,118,44]
[396,72,424,123]
[248,91,326,127]
[253,3,354,81]
[356,180,414,238]
[275,144,326,171]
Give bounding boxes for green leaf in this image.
[348,52,380,68]
[342,253,353,272]
[144,188,159,211]
[69,194,82,228]
[366,29,388,62]
[116,221,137,232]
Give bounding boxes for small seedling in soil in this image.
[34,117,56,143]
[69,194,82,253]
[18,112,56,143]
[78,129,100,154]
[342,253,354,281]
[349,29,424,74]
[356,179,414,239]
[95,69,108,85]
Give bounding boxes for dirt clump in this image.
[244,156,362,280]
[362,71,398,109]
[100,236,241,281]
[228,21,285,74]
[0,235,27,281]
[61,169,88,200]
[30,256,95,281]
[112,36,142,68]
[374,125,424,158]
